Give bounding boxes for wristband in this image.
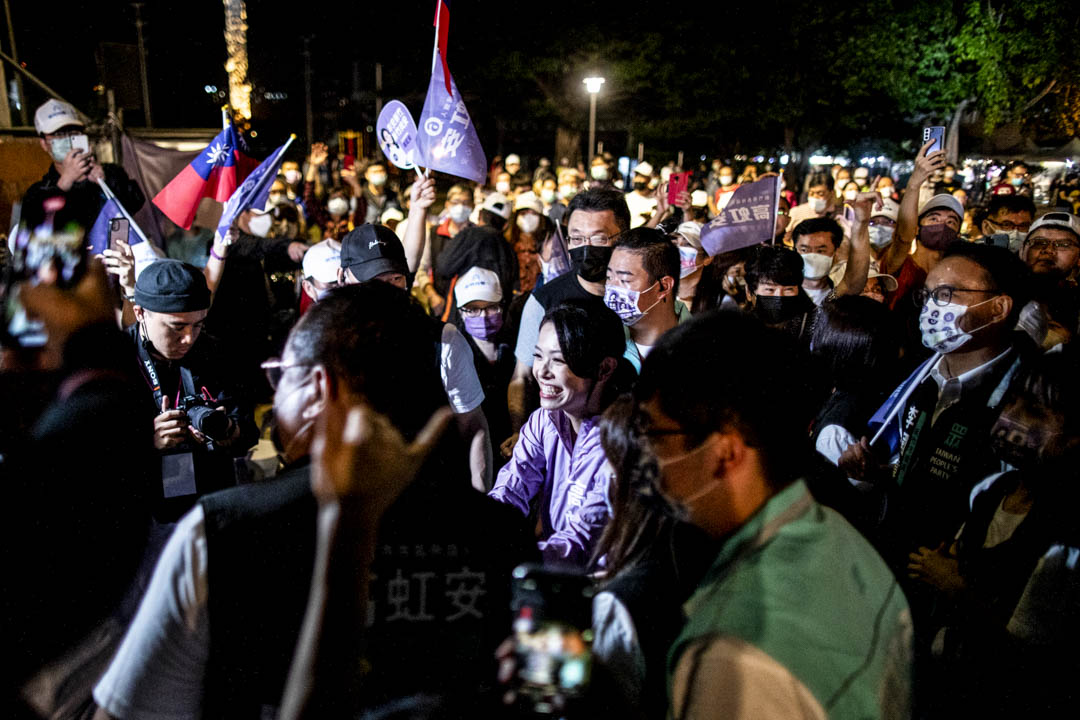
[211,246,226,261]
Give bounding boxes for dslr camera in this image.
[176,395,230,441]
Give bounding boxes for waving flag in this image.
[699,175,780,256]
[152,123,258,229]
[217,136,296,237]
[416,51,486,184]
[433,0,452,96]
[89,179,162,278]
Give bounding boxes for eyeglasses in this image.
[914,285,999,308]
[987,219,1032,232]
[1026,237,1079,252]
[261,358,313,389]
[459,305,502,318]
[567,232,620,248]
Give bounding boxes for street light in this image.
[583,76,605,168]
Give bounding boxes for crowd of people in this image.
[4,97,1079,719]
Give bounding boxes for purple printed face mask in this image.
[463,310,503,340]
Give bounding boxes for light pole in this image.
[583,76,604,168]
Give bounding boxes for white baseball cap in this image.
[34,99,83,135]
[673,221,703,250]
[918,194,964,222]
[1027,211,1080,241]
[455,266,503,307]
[871,197,900,222]
[302,240,341,283]
[514,191,543,214]
[505,154,521,166]
[634,161,654,178]
[481,192,512,219]
[866,260,898,292]
[380,207,405,224]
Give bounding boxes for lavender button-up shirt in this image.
[489,408,613,565]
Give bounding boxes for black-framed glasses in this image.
[261,358,313,389]
[459,305,502,319]
[567,231,621,248]
[986,219,1031,232]
[1026,237,1079,252]
[914,285,999,308]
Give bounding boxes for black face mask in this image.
[632,180,649,191]
[754,295,803,325]
[570,245,614,283]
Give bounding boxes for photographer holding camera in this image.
[128,260,258,520]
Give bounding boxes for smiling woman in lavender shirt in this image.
[489,300,635,565]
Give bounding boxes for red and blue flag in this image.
[152,123,258,229]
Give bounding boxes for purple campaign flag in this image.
[700,176,780,256]
[416,51,486,184]
[377,100,419,170]
[88,198,140,257]
[546,220,573,281]
[217,135,296,238]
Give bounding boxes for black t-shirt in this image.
[532,270,606,313]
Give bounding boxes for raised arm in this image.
[835,191,879,297]
[403,175,436,275]
[884,140,944,274]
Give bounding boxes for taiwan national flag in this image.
[87,198,161,278]
[152,123,258,229]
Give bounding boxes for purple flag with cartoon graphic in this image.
[700,176,780,256]
[416,51,486,184]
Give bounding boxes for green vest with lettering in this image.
[668,481,913,719]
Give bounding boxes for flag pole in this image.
[222,105,230,130]
[431,0,441,75]
[868,353,941,447]
[770,173,782,245]
[97,178,151,245]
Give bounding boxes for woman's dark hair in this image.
[806,172,834,194]
[744,244,803,294]
[541,300,636,412]
[690,246,752,314]
[478,209,507,232]
[810,296,899,391]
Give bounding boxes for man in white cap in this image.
[625,161,657,228]
[300,240,342,305]
[503,153,522,178]
[672,221,707,307]
[21,98,144,233]
[883,192,964,312]
[867,197,900,260]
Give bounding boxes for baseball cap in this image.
[1027,211,1080,241]
[871,197,900,222]
[340,224,408,283]
[690,189,709,208]
[455,266,503,307]
[514,191,543,214]
[134,259,211,312]
[866,260,898,292]
[505,154,521,166]
[380,207,405,224]
[481,192,511,219]
[918,194,964,222]
[672,221,703,250]
[302,240,341,283]
[34,99,83,135]
[633,161,654,178]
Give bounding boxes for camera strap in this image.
[135,334,196,410]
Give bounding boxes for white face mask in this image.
[655,439,720,523]
[719,175,734,187]
[591,166,609,181]
[49,136,74,164]
[540,188,557,204]
[809,197,827,213]
[517,213,540,234]
[327,197,349,218]
[678,245,701,278]
[248,212,273,238]
[919,296,999,353]
[559,184,578,201]
[801,252,833,280]
[604,282,661,326]
[868,225,895,248]
[495,181,511,194]
[448,203,472,224]
[843,189,858,201]
[283,169,302,185]
[367,172,387,187]
[1005,230,1024,254]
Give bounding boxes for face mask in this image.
[448,203,472,224]
[918,223,959,251]
[269,192,287,206]
[559,185,578,201]
[541,188,557,204]
[868,225,895,248]
[49,137,74,164]
[678,246,700,278]
[517,213,540,234]
[248,212,273,238]
[463,310,503,340]
[919,296,999,353]
[496,181,511,194]
[368,173,387,187]
[1010,177,1024,187]
[327,197,349,218]
[878,186,893,197]
[719,175,733,187]
[843,189,858,201]
[633,180,649,192]
[809,197,827,213]
[604,282,661,326]
[283,170,302,185]
[591,166,609,181]
[944,171,956,181]
[801,252,833,280]
[655,439,720,522]
[754,295,801,324]
[569,245,613,283]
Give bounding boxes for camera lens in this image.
[186,405,229,440]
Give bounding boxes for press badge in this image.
[162,453,197,498]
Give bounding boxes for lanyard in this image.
[135,333,196,410]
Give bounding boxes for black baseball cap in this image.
[340,224,409,284]
[133,259,211,312]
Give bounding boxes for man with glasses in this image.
[1022,212,1080,283]
[21,98,144,233]
[127,260,258,520]
[981,194,1036,252]
[506,189,630,450]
